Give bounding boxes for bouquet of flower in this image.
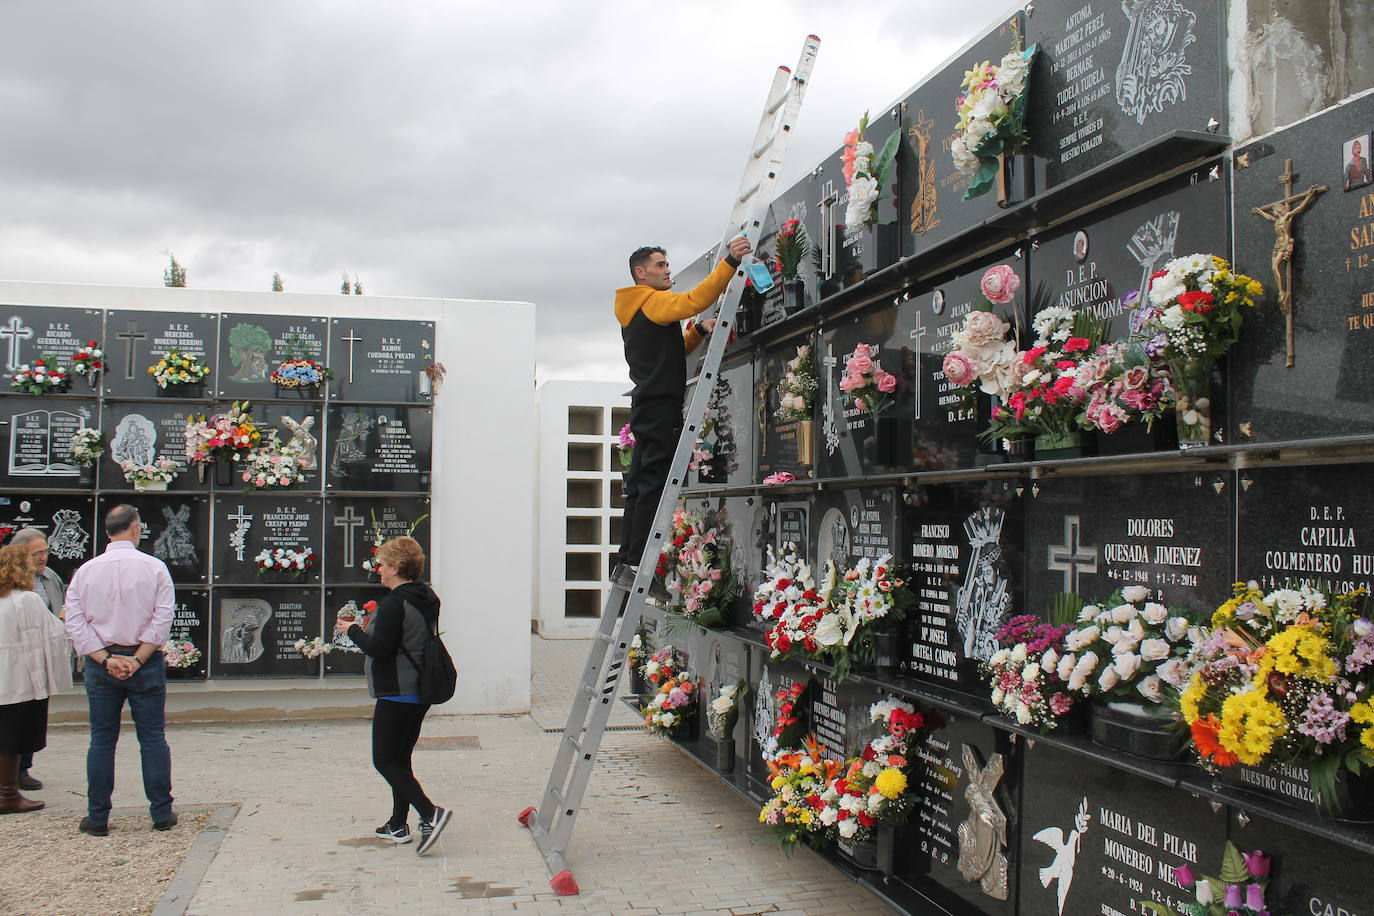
[774,219,810,281]
[707,681,745,740]
[1060,587,1203,704]
[764,681,808,763]
[841,111,901,231]
[838,343,899,417]
[271,359,331,388]
[162,639,201,669]
[254,546,315,579]
[68,426,103,468]
[1080,338,1175,434]
[120,456,179,486]
[655,508,740,627]
[774,345,818,423]
[1180,582,1374,788]
[951,30,1038,200]
[762,471,796,486]
[641,670,696,737]
[11,356,69,395]
[641,645,685,691]
[758,734,844,851]
[149,347,211,388]
[941,265,1021,397]
[71,341,104,386]
[626,632,646,673]
[294,636,332,659]
[615,423,635,470]
[752,543,837,659]
[1142,843,1273,916]
[241,435,308,489]
[184,401,261,466]
[823,555,917,679]
[983,615,1078,730]
[850,699,926,824]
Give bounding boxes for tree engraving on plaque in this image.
[9,408,88,476]
[220,598,271,663]
[228,323,271,382]
[1115,0,1198,125]
[956,508,1012,662]
[956,745,1009,900]
[1031,798,1091,915]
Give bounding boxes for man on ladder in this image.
[613,236,752,592]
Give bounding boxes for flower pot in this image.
[782,279,807,316]
[701,733,735,773]
[133,479,169,492]
[273,382,320,399]
[1171,356,1215,449]
[1033,430,1093,461]
[214,462,235,487]
[1216,759,1374,822]
[871,223,900,272]
[1090,700,1185,761]
[872,631,900,675]
[837,834,880,871]
[875,822,897,876]
[996,151,1032,208]
[158,383,205,398]
[797,419,815,467]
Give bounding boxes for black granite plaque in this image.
[1237,463,1374,595]
[321,585,387,676]
[0,493,94,581]
[1019,742,1226,916]
[0,306,104,390]
[806,675,872,764]
[892,712,1018,915]
[898,14,1026,257]
[0,397,98,487]
[210,586,323,677]
[216,315,329,400]
[165,589,209,680]
[1228,808,1370,916]
[837,106,904,278]
[691,354,753,487]
[811,487,899,571]
[103,311,218,399]
[212,495,323,585]
[327,318,434,404]
[96,494,209,584]
[245,402,324,493]
[817,304,917,479]
[812,147,864,298]
[758,333,818,482]
[1026,0,1226,190]
[759,175,821,322]
[744,653,812,797]
[325,405,432,492]
[1027,470,1232,611]
[901,479,1025,693]
[1231,93,1374,443]
[99,401,209,492]
[324,496,431,584]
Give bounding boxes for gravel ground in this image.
[1,808,208,915]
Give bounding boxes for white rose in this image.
[1114,653,1142,680]
[1010,643,1028,664]
[1111,604,1137,624]
[1098,667,1121,692]
[1067,669,1090,692]
[1136,675,1164,703]
[951,135,979,175]
[1066,626,1100,651]
[965,116,996,147]
[1142,602,1168,625]
[970,91,1008,122]
[1102,626,1124,646]
[1041,648,1060,673]
[1121,586,1149,603]
[1057,652,1077,681]
[1166,616,1190,642]
[1140,638,1171,662]
[1156,658,1187,687]
[1077,605,1100,622]
[1076,651,1100,675]
[1015,703,1033,725]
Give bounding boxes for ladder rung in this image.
[738,182,761,203]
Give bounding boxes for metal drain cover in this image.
[415,735,481,750]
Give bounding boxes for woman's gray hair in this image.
[9,527,47,547]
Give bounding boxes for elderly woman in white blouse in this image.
[0,542,72,813]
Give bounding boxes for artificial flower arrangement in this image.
[762,471,797,486]
[641,645,684,690]
[70,341,104,386]
[336,599,377,623]
[688,379,739,478]
[815,699,929,847]
[626,632,646,674]
[254,546,316,580]
[983,615,1078,730]
[752,543,835,659]
[68,426,103,468]
[773,218,810,281]
[1142,843,1273,916]
[162,638,202,669]
[184,401,261,467]
[11,355,70,395]
[765,681,809,763]
[1059,586,1205,705]
[294,636,332,659]
[270,334,333,389]
[940,264,1021,398]
[774,344,818,423]
[838,343,900,417]
[1130,254,1263,446]
[758,733,844,851]
[240,434,309,490]
[653,507,740,628]
[1180,581,1374,794]
[120,456,180,487]
[615,423,635,470]
[825,555,917,680]
[707,681,746,740]
[360,511,429,574]
[1079,336,1175,436]
[951,27,1038,200]
[149,347,211,388]
[841,111,901,231]
[641,668,697,737]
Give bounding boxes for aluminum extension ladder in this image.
[518,34,821,897]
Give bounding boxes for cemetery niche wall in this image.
[0,306,435,682]
[629,7,1374,915]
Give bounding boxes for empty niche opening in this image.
[565,552,601,581]
[564,588,602,617]
[568,406,603,436]
[566,516,601,545]
[566,479,601,508]
[567,443,602,472]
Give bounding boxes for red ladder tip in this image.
[807,34,820,41]
[778,65,791,73]
[551,869,580,896]
[517,805,536,828]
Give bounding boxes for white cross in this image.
[909,311,928,420]
[1046,515,1098,594]
[1,316,33,370]
[227,504,253,562]
[340,328,364,383]
[333,506,365,566]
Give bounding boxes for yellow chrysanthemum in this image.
[875,768,908,800]
[1246,279,1263,297]
[1218,690,1286,766]
[1351,699,1374,726]
[1180,674,1206,724]
[770,775,786,791]
[1260,625,1337,681]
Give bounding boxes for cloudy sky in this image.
[0,0,1014,382]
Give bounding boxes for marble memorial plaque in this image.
[165,589,209,679]
[758,175,821,323]
[837,107,904,278]
[248,402,324,492]
[324,496,430,584]
[327,318,434,404]
[0,397,97,487]
[1026,0,1226,191]
[817,304,917,479]
[1027,471,1232,611]
[210,586,323,677]
[216,315,328,400]
[322,585,387,676]
[1229,808,1370,916]
[810,487,899,571]
[325,404,432,492]
[901,479,1025,693]
[812,148,863,298]
[0,306,104,386]
[744,653,812,797]
[0,493,94,581]
[97,494,209,584]
[1231,93,1374,442]
[103,311,218,399]
[212,495,323,585]
[757,333,818,482]
[1019,741,1226,916]
[99,401,210,492]
[805,675,872,764]
[690,354,752,488]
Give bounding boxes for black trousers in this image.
[372,699,435,825]
[619,396,683,566]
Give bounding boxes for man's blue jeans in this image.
[83,652,173,825]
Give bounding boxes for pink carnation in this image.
[979,264,1021,305]
[943,351,977,386]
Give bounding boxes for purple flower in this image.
[1246,883,1266,909]
[1243,849,1271,878]
[1224,883,1243,907]
[1296,692,1350,744]
[1346,636,1374,674]
[1173,864,1195,887]
[1144,332,1169,358]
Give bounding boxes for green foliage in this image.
[271,272,284,292]
[163,253,187,288]
[227,323,272,369]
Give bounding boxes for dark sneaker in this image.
[615,564,670,602]
[375,822,412,844]
[416,806,451,856]
[17,771,42,791]
[79,817,109,837]
[153,813,178,831]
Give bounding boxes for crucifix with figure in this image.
[1251,158,1328,368]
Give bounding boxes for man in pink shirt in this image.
[64,504,177,836]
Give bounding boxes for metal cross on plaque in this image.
[1251,158,1328,368]
[1,316,33,370]
[1046,515,1098,594]
[333,505,365,566]
[909,310,927,421]
[115,320,148,379]
[340,328,364,383]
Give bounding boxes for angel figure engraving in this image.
[329,412,375,477]
[956,745,1009,900]
[1032,797,1091,915]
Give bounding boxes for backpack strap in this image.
[396,599,433,673]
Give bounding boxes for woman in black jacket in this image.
[335,536,451,854]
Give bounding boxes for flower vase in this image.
[1089,700,1185,761]
[158,383,204,398]
[701,732,735,773]
[213,462,235,487]
[837,833,880,871]
[870,223,899,272]
[782,279,806,315]
[1171,357,1214,449]
[797,419,815,467]
[872,630,900,675]
[134,479,169,492]
[995,151,1032,208]
[1032,430,1089,461]
[273,382,320,399]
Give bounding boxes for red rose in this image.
[776,578,792,590]
[363,600,377,612]
[862,745,877,762]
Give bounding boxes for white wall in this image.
[0,280,535,715]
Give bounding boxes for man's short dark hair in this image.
[629,246,665,281]
[105,504,140,537]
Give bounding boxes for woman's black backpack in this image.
[398,601,457,705]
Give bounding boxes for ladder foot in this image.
[550,869,579,896]
[517,805,537,828]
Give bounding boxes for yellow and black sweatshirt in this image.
[614,257,737,401]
